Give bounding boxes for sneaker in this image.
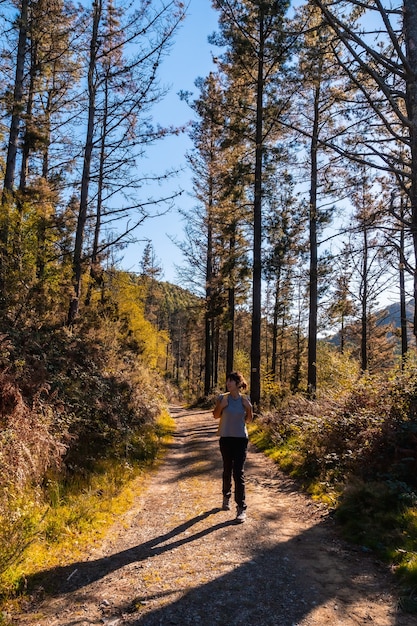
[235,506,246,523]
[222,496,231,511]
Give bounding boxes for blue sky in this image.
[120,1,407,308]
[120,0,219,283]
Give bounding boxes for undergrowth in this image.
[250,360,417,613]
[0,318,177,618]
[0,408,175,614]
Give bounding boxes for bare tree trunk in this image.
[292,286,303,392]
[226,228,236,374]
[279,309,285,384]
[85,72,109,308]
[226,285,235,374]
[42,96,52,179]
[3,0,28,199]
[404,0,417,339]
[204,313,212,395]
[250,12,264,409]
[271,271,281,379]
[19,36,37,194]
[214,320,219,388]
[204,211,214,396]
[307,81,319,397]
[0,0,28,312]
[399,197,408,363]
[68,0,102,325]
[340,315,345,354]
[361,223,368,372]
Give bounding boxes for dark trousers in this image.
[219,437,248,509]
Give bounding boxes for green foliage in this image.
[0,189,73,326]
[102,271,169,370]
[0,410,174,600]
[0,489,46,580]
[316,342,361,395]
[249,421,304,473]
[253,360,417,602]
[260,336,360,409]
[261,371,290,407]
[336,479,417,612]
[232,349,250,383]
[0,278,178,606]
[336,480,415,553]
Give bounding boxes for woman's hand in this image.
[213,394,228,419]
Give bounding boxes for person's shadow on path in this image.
[27,506,408,626]
[22,407,412,626]
[31,508,234,594]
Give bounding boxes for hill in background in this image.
[376,299,414,330]
[323,299,415,347]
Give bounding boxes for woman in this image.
[213,371,253,523]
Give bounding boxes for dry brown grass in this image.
[0,373,65,491]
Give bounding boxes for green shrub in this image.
[253,363,417,606]
[0,410,174,601]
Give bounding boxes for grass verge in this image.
[248,421,417,614]
[0,409,175,621]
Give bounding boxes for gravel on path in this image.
[11,406,416,626]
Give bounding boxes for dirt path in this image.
[12,406,416,625]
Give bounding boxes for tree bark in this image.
[3,0,28,199]
[250,12,264,409]
[67,0,101,325]
[271,267,281,379]
[226,285,235,375]
[404,0,417,339]
[226,226,236,374]
[361,222,368,372]
[307,80,320,397]
[399,198,408,364]
[204,210,214,396]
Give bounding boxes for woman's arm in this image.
[213,394,227,419]
[242,396,253,423]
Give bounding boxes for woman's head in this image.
[226,371,248,390]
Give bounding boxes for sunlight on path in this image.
[13,407,414,626]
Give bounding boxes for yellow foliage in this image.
[233,349,250,376]
[109,272,169,370]
[0,409,175,599]
[316,341,360,397]
[262,371,286,399]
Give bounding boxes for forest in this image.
[2,0,417,615]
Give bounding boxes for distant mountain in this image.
[324,299,415,346]
[376,299,414,329]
